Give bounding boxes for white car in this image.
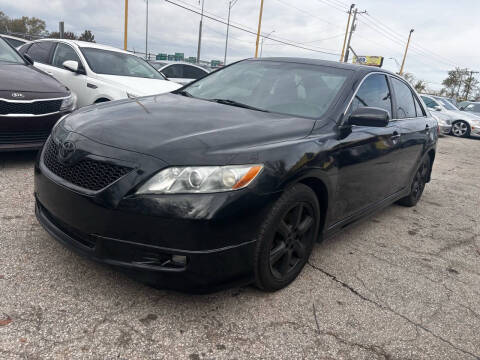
[148,60,209,85]
[420,94,480,138]
[18,39,181,108]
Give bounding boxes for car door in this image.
[49,42,88,107]
[331,73,402,221]
[24,41,56,74]
[390,77,431,190]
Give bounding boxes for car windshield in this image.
[435,97,457,110]
[80,47,164,79]
[0,38,25,64]
[183,60,351,118]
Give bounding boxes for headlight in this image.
[136,165,264,194]
[60,93,76,111]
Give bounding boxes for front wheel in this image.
[451,121,470,138]
[397,158,430,207]
[254,184,320,292]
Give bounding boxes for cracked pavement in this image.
[1,135,480,359]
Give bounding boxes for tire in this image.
[397,157,430,207]
[254,184,320,292]
[451,120,470,138]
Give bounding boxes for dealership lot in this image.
[0,136,479,359]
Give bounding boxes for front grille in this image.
[0,130,51,144]
[0,99,62,115]
[43,138,132,191]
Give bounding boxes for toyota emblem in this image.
[58,141,76,161]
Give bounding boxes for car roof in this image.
[34,38,133,55]
[0,34,28,43]
[252,57,396,74]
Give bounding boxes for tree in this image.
[413,80,427,94]
[7,16,46,36]
[48,31,77,40]
[78,30,95,42]
[462,72,479,100]
[0,11,8,32]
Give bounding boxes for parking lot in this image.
[0,135,479,360]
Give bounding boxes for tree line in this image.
[0,11,95,42]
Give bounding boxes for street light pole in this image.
[260,30,275,57]
[254,0,265,58]
[196,0,205,64]
[145,0,149,59]
[399,29,414,76]
[224,0,238,66]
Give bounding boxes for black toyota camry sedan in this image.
[34,58,437,292]
[0,37,75,151]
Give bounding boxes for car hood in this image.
[62,94,316,164]
[0,63,68,96]
[94,74,181,95]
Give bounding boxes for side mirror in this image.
[63,60,79,73]
[23,53,34,65]
[348,107,390,127]
[434,105,442,112]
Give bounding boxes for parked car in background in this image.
[459,101,480,116]
[0,34,28,49]
[149,60,209,85]
[35,58,437,292]
[18,40,181,108]
[0,37,75,151]
[430,111,451,136]
[420,94,480,138]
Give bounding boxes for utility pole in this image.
[399,29,414,76]
[224,0,239,66]
[254,0,265,58]
[260,30,275,57]
[196,0,205,64]
[145,0,149,60]
[124,0,128,50]
[340,4,355,62]
[59,21,64,39]
[344,8,366,63]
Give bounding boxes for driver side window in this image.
[350,74,392,118]
[52,43,82,68]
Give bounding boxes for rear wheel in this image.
[254,184,320,292]
[451,120,470,138]
[397,158,430,207]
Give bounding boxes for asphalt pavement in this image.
[1,135,479,359]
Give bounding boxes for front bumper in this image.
[0,112,69,151]
[34,145,278,292]
[439,124,452,136]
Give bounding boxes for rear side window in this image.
[162,64,182,78]
[52,43,82,68]
[350,74,392,117]
[391,78,416,119]
[4,38,25,48]
[26,42,55,64]
[413,95,425,117]
[183,65,207,79]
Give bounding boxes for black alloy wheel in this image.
[397,158,430,207]
[254,184,320,291]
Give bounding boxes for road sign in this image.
[353,56,384,67]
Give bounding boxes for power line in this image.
[164,0,341,56]
[272,0,344,28]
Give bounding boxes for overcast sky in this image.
[1,0,479,89]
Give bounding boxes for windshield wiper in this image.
[209,98,269,112]
[177,90,194,98]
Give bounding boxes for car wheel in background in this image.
[397,158,430,207]
[451,120,470,138]
[254,184,320,292]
